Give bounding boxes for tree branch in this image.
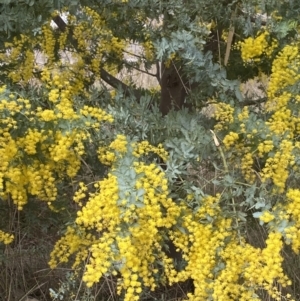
[123,60,158,78]
[156,61,161,84]
[239,97,267,107]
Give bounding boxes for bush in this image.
[1,1,300,300]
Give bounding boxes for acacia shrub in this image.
[0,1,300,300]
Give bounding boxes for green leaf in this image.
[253,212,262,218]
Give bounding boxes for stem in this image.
[211,130,242,244]
[219,145,242,244]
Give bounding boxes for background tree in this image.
[1,0,300,300]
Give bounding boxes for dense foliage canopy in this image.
[1,0,300,300]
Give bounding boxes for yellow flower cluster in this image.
[257,140,274,157]
[4,34,28,60]
[214,241,260,300]
[237,107,249,121]
[21,50,35,81]
[49,78,79,120]
[99,138,168,166]
[284,225,300,254]
[261,139,294,192]
[4,163,58,209]
[0,230,14,245]
[75,174,119,232]
[69,6,126,75]
[264,46,300,137]
[38,109,57,122]
[267,45,299,98]
[73,22,89,51]
[266,107,297,136]
[174,218,229,298]
[73,182,88,206]
[212,103,234,131]
[142,34,155,61]
[0,79,112,209]
[241,152,255,182]
[83,233,115,287]
[49,125,297,301]
[1,6,128,91]
[109,134,128,153]
[214,232,290,301]
[98,134,127,165]
[239,31,278,63]
[49,132,79,161]
[42,24,56,63]
[132,141,168,161]
[284,189,300,252]
[171,230,291,301]
[259,232,290,288]
[58,24,69,50]
[160,193,292,301]
[223,131,239,148]
[80,106,113,123]
[52,135,181,300]
[97,147,116,165]
[18,129,45,154]
[1,34,36,82]
[286,189,300,225]
[259,211,275,223]
[159,196,230,299]
[0,92,47,209]
[49,226,93,269]
[196,194,221,218]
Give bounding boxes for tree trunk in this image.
[160,62,187,115]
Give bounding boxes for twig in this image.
[171,60,190,94]
[224,7,238,66]
[123,60,158,77]
[156,61,161,83]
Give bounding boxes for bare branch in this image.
[239,97,267,107]
[123,60,158,77]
